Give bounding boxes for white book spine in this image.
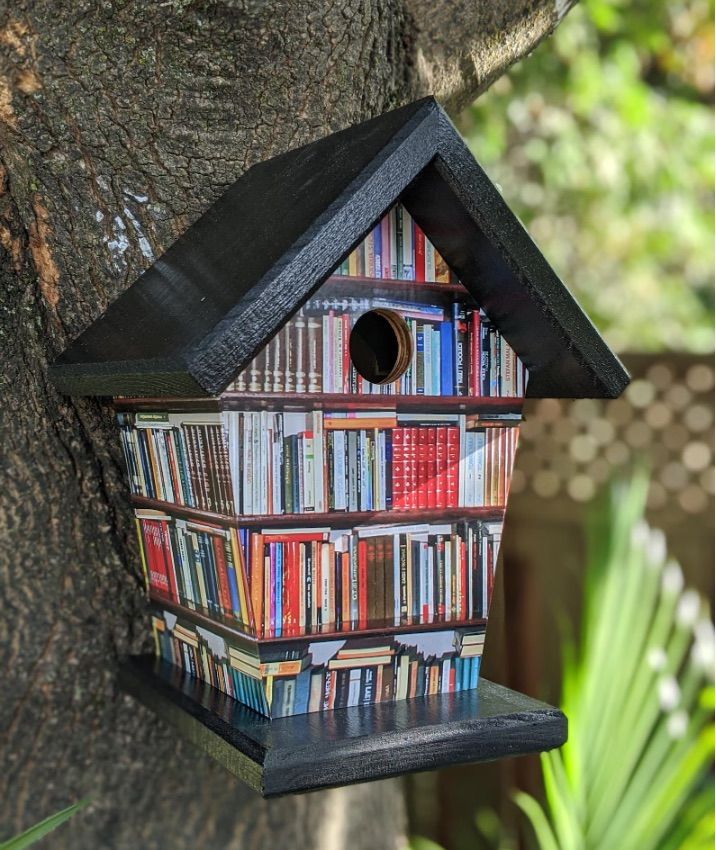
[335,430,346,511]
[321,544,331,630]
[427,547,435,623]
[402,207,413,279]
[423,323,432,397]
[425,238,436,282]
[389,208,398,278]
[475,430,486,507]
[393,534,401,625]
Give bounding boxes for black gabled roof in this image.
[49,97,629,399]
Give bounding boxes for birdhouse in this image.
[50,98,628,795]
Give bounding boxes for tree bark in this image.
[0,2,573,847]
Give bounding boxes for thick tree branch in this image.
[407,0,577,112]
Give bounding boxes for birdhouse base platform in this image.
[119,655,567,797]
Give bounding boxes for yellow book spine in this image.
[135,517,149,593]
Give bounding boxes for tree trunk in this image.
[0,2,572,847]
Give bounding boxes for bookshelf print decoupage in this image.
[118,202,527,718]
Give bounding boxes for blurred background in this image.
[407,0,714,847]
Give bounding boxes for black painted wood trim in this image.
[49,97,628,401]
[119,654,568,797]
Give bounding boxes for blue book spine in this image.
[480,320,491,396]
[225,549,241,618]
[174,430,194,506]
[239,528,248,566]
[431,327,440,395]
[470,656,481,690]
[199,534,219,613]
[273,679,285,717]
[137,432,156,498]
[439,321,453,395]
[451,303,460,396]
[294,668,311,714]
[373,223,382,278]
[416,328,425,395]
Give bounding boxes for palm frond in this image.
[519,472,714,850]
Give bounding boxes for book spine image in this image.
[152,601,486,718]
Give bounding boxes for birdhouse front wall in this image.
[117,201,527,718]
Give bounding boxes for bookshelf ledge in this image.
[119,654,567,797]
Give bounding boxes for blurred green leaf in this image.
[0,800,88,850]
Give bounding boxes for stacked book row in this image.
[138,512,254,630]
[266,637,483,717]
[245,521,501,638]
[119,410,518,518]
[229,298,527,398]
[153,615,269,714]
[227,411,518,515]
[118,412,235,515]
[333,203,453,283]
[140,515,501,638]
[153,609,484,716]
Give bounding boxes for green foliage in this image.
[515,472,714,850]
[407,837,448,850]
[0,800,88,850]
[459,0,714,353]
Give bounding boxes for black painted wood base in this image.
[119,655,567,797]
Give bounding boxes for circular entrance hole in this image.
[349,309,412,385]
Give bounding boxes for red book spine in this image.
[146,520,170,595]
[414,223,426,281]
[426,426,437,509]
[446,426,459,508]
[417,428,429,509]
[159,521,179,602]
[250,533,264,637]
[358,539,368,630]
[436,427,448,509]
[258,532,326,543]
[392,428,405,510]
[470,310,480,396]
[408,427,418,510]
[449,666,456,693]
[211,535,232,615]
[460,538,468,620]
[292,540,303,636]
